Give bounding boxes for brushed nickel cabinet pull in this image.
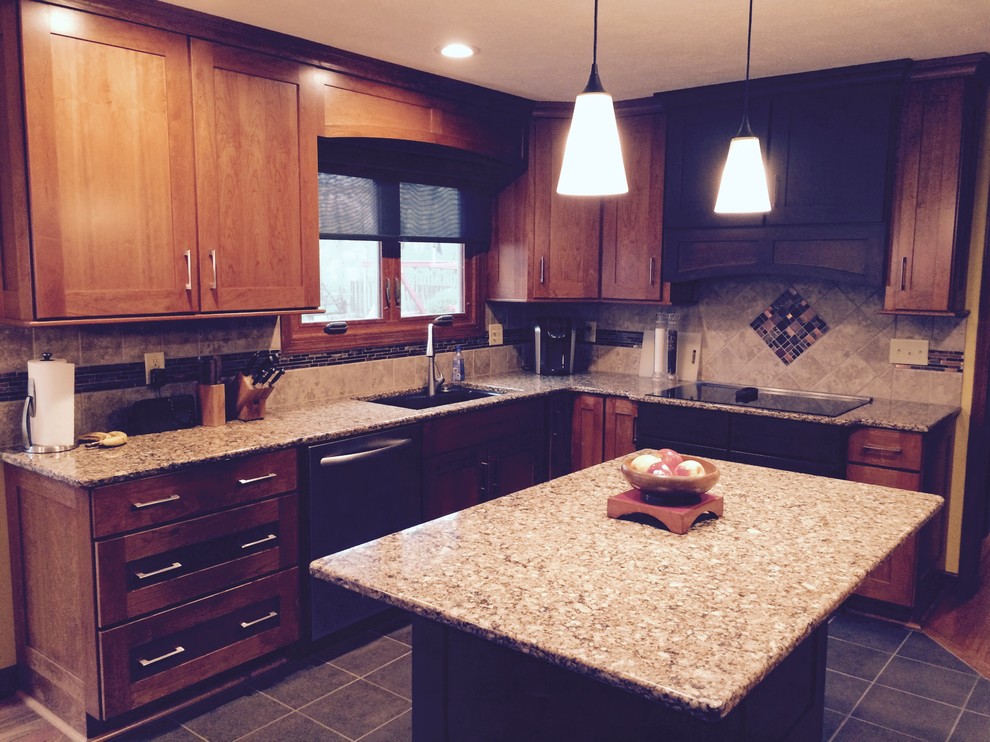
[138,645,185,667]
[237,473,277,486]
[899,256,908,291]
[132,494,181,510]
[862,445,903,455]
[183,250,192,290]
[209,250,218,290]
[649,257,656,286]
[539,257,545,284]
[240,610,278,629]
[240,533,277,550]
[135,562,182,580]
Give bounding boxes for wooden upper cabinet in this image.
[884,56,990,315]
[601,111,665,300]
[531,116,602,299]
[191,41,320,313]
[20,2,198,318]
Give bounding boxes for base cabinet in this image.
[423,399,547,520]
[4,449,300,735]
[571,394,639,472]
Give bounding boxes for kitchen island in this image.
[311,456,943,741]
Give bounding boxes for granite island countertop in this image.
[2,371,959,488]
[310,457,943,720]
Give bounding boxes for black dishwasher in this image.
[304,424,422,641]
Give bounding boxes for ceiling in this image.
[161,0,990,101]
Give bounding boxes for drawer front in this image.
[423,399,545,456]
[847,428,923,471]
[95,495,298,627]
[846,463,922,492]
[92,449,298,537]
[731,414,845,466]
[98,568,298,719]
[636,404,730,450]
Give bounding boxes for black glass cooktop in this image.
[652,382,872,418]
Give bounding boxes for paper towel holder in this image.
[22,353,77,453]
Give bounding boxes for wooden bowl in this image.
[619,453,720,499]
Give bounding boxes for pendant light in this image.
[714,0,771,214]
[557,0,628,196]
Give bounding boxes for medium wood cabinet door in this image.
[20,2,198,318]
[601,112,664,301]
[603,397,638,461]
[884,76,967,313]
[531,117,601,299]
[191,40,320,313]
[423,446,486,521]
[571,394,605,471]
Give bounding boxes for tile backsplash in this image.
[0,277,965,448]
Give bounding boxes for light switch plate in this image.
[488,323,503,346]
[889,338,928,365]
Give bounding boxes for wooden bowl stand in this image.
[607,489,723,534]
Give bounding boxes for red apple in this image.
[657,448,684,468]
[673,459,705,477]
[648,461,673,477]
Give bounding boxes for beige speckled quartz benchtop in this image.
[311,458,943,720]
[1,371,958,488]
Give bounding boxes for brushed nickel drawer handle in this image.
[240,610,278,629]
[861,445,904,455]
[240,534,277,550]
[132,494,181,510]
[138,646,185,667]
[135,562,183,580]
[237,473,277,486]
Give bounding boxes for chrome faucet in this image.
[426,314,453,397]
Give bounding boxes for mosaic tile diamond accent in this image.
[750,288,829,365]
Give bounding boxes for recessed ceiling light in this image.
[438,43,478,59]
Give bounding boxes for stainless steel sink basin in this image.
[367,386,503,410]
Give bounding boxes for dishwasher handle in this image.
[319,438,413,467]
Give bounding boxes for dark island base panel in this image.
[411,618,827,742]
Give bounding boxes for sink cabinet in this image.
[422,399,547,519]
[1,1,321,321]
[570,394,639,471]
[3,449,300,734]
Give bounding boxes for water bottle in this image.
[452,346,465,383]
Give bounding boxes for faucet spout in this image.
[426,315,453,397]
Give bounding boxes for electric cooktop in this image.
[652,382,872,418]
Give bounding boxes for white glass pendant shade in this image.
[557,90,628,196]
[714,135,771,213]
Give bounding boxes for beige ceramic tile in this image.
[121,324,164,363]
[33,327,81,365]
[0,326,33,373]
[80,326,123,365]
[928,372,964,407]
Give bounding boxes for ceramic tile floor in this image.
[3,610,990,741]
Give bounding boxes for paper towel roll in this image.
[26,357,75,450]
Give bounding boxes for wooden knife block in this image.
[231,373,273,421]
[197,383,226,427]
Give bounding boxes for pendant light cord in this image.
[739,0,755,137]
[583,0,605,94]
[592,0,599,67]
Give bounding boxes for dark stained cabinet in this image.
[570,394,639,472]
[661,63,906,285]
[884,55,990,315]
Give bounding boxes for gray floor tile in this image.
[301,679,410,740]
[248,658,357,708]
[386,623,413,647]
[359,708,412,742]
[365,653,412,700]
[170,685,292,742]
[898,633,977,675]
[237,711,350,741]
[949,710,990,741]
[853,684,962,740]
[823,708,846,741]
[828,637,894,681]
[833,716,925,741]
[326,635,410,677]
[826,669,870,715]
[829,612,911,654]
[115,718,201,742]
[877,655,979,707]
[967,677,990,715]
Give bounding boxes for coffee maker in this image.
[534,318,576,375]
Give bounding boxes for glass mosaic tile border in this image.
[750,288,829,365]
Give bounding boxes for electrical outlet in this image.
[144,352,165,384]
[889,339,929,365]
[488,323,503,346]
[582,320,597,343]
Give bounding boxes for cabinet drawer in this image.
[95,495,298,627]
[846,464,922,491]
[92,449,297,537]
[636,404,730,450]
[732,415,845,466]
[847,428,923,471]
[98,568,298,718]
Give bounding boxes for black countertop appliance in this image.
[534,317,576,375]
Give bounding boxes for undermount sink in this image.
[367,386,504,410]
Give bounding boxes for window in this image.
[282,144,490,352]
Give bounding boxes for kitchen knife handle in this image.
[649,257,656,286]
[209,250,217,290]
[183,250,192,290]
